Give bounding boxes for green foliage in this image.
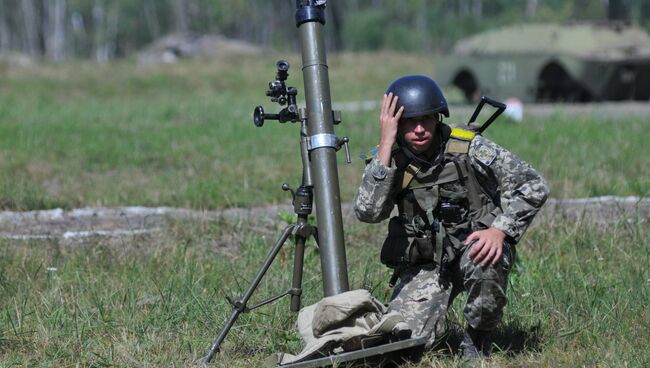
[4,0,650,58]
[342,9,386,51]
[384,25,421,52]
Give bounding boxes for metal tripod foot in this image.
[277,336,428,368]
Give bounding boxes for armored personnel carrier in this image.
[437,22,650,102]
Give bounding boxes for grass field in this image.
[0,53,648,210]
[1,218,648,367]
[1,52,649,367]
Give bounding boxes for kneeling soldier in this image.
[354,75,549,358]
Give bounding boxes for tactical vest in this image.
[380,124,502,269]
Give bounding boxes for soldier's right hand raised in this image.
[377,93,404,167]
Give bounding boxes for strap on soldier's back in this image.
[401,163,420,191]
[422,190,446,270]
[388,265,403,288]
[433,220,444,270]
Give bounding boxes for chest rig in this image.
[380,123,501,270]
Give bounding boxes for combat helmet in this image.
[386,75,449,118]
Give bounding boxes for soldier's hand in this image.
[377,93,404,166]
[465,227,506,267]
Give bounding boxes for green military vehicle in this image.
[436,22,650,103]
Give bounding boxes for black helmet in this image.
[386,75,449,118]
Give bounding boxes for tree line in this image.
[1,0,649,62]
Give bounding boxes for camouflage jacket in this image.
[353,135,549,243]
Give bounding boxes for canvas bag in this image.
[273,289,410,365]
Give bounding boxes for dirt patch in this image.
[534,196,649,225]
[0,197,646,245]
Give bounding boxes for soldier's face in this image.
[398,114,437,154]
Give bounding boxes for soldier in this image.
[353,75,549,358]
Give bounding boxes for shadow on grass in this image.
[434,319,543,357]
[493,320,542,356]
[224,319,542,367]
[330,320,543,367]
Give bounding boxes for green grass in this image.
[1,53,647,210]
[1,218,648,367]
[0,52,649,366]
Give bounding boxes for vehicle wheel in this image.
[452,70,479,103]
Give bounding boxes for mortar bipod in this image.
[199,54,352,363]
[198,184,318,363]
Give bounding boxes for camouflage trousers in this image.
[387,242,515,349]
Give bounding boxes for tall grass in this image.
[1,217,648,367]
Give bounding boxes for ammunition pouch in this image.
[380,217,410,268]
[413,236,435,262]
[380,216,439,268]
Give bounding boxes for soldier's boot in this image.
[391,321,412,340]
[460,326,492,359]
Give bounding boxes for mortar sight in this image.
[254,61,300,126]
[266,60,291,105]
[276,60,290,80]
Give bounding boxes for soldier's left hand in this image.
[465,228,506,267]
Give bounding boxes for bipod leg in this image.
[198,224,296,363]
[290,214,311,312]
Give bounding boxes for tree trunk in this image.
[526,0,539,18]
[472,0,483,18]
[93,0,107,62]
[0,0,10,51]
[106,1,120,59]
[459,0,470,16]
[172,0,189,33]
[143,0,161,39]
[416,0,430,52]
[92,0,119,62]
[44,0,67,61]
[328,0,344,51]
[608,0,628,21]
[21,0,39,56]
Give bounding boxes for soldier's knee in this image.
[464,297,505,330]
[461,243,514,280]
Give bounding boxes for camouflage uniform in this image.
[353,127,548,349]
